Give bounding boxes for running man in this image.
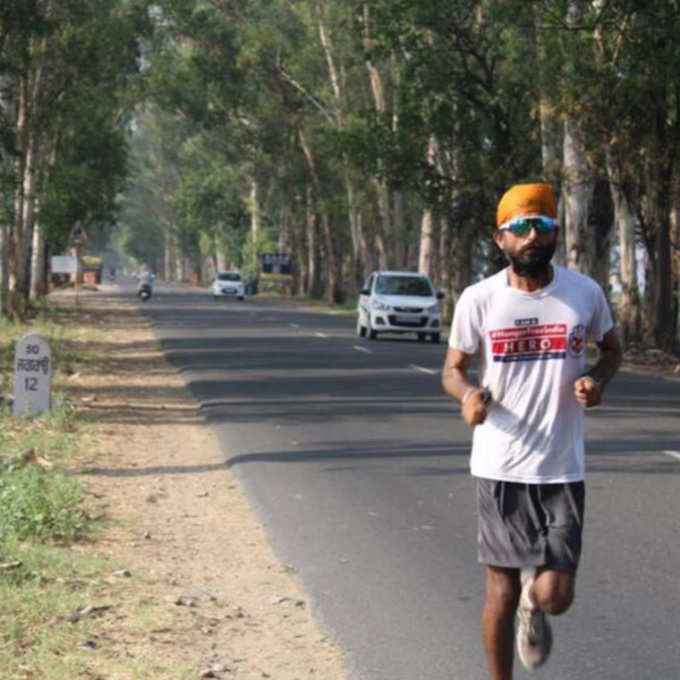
[441,183,622,679]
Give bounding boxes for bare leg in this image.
[531,568,575,615]
[482,566,521,680]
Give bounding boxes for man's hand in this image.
[442,348,490,427]
[573,376,601,408]
[462,388,490,426]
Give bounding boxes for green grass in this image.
[0,311,106,385]
[0,308,101,677]
[0,539,198,680]
[0,458,88,544]
[0,302,204,679]
[0,537,197,679]
[0,307,96,547]
[334,296,359,312]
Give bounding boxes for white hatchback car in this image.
[212,271,245,300]
[357,270,443,343]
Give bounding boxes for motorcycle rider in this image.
[137,265,155,298]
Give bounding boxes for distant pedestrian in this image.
[441,183,622,679]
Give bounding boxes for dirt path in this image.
[61,287,346,680]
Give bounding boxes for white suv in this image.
[357,271,443,343]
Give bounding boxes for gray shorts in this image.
[476,478,585,573]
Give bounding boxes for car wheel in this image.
[213,295,217,300]
[356,316,366,338]
[430,332,440,344]
[417,333,427,342]
[368,321,378,340]
[238,296,244,301]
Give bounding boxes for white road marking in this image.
[662,450,680,462]
[410,364,437,375]
[289,323,300,329]
[353,345,372,353]
[315,332,328,338]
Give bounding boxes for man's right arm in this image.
[441,347,489,426]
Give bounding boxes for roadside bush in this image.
[0,459,88,543]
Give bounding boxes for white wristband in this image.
[461,387,476,404]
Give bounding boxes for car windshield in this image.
[216,273,240,282]
[374,275,432,296]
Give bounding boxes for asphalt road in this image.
[134,281,680,680]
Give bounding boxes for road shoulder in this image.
[66,287,347,679]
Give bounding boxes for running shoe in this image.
[516,568,552,670]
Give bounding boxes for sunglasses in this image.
[498,216,558,236]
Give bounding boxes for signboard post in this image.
[13,333,52,417]
[259,253,294,294]
[260,253,292,275]
[50,256,78,274]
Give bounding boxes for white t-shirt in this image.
[449,265,613,483]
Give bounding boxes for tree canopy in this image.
[1,0,678,349]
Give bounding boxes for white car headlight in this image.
[372,299,391,311]
[426,304,440,314]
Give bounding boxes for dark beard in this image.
[506,242,556,278]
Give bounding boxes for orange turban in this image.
[496,183,557,227]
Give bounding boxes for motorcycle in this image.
[138,283,152,301]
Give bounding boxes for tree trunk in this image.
[314,0,365,291]
[374,225,389,270]
[669,196,679,348]
[163,231,172,281]
[374,178,392,267]
[20,53,48,302]
[534,5,561,187]
[418,206,434,278]
[0,65,11,314]
[305,186,320,297]
[320,213,339,303]
[534,6,564,266]
[0,222,8,316]
[249,177,260,271]
[19,128,39,299]
[451,223,475,304]
[418,135,438,278]
[174,233,184,281]
[29,207,46,300]
[437,133,465,314]
[292,207,308,296]
[343,161,363,290]
[653,206,673,349]
[562,1,595,276]
[9,74,29,308]
[216,247,228,272]
[562,114,594,274]
[438,215,453,323]
[299,128,337,300]
[638,119,675,349]
[363,3,393,264]
[356,210,372,277]
[606,145,639,342]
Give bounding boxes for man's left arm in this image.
[573,328,623,408]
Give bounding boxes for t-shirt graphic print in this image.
[490,322,568,362]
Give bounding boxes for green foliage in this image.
[0,459,88,543]
[43,116,129,252]
[0,325,88,549]
[241,226,278,280]
[0,0,152,308]
[107,0,678,343]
